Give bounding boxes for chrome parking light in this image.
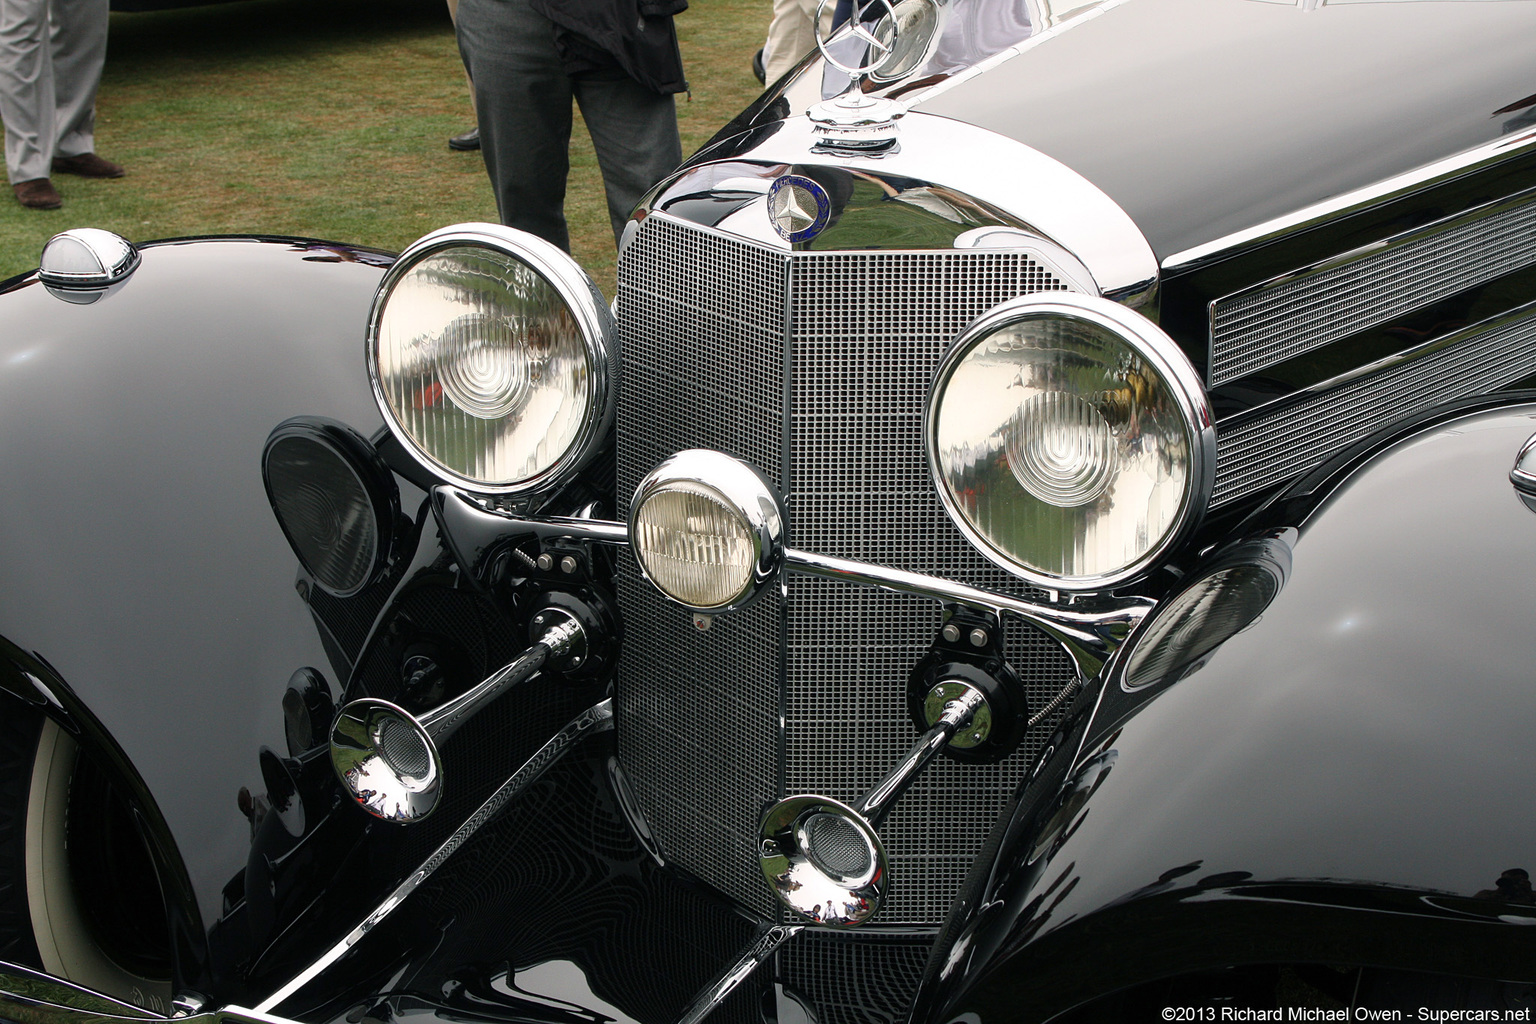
[38,228,139,288]
[629,450,787,613]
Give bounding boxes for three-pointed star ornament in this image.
[768,175,832,243]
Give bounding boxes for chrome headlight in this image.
[630,450,787,613]
[926,294,1214,591]
[367,224,615,495]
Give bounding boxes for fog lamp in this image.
[262,417,398,597]
[629,450,786,612]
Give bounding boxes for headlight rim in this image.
[924,291,1215,593]
[366,222,617,497]
[628,449,788,614]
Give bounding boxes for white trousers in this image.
[763,0,824,85]
[0,0,107,184]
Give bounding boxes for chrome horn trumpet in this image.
[758,682,990,926]
[329,608,586,823]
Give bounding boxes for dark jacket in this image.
[531,0,689,95]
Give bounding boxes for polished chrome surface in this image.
[37,228,139,288]
[1209,187,1536,386]
[429,486,1155,682]
[805,0,907,155]
[329,698,443,823]
[1511,432,1536,502]
[636,112,1158,305]
[858,684,985,823]
[759,685,986,925]
[1162,125,1536,273]
[813,0,895,76]
[328,611,585,822]
[259,700,615,1013]
[366,222,616,495]
[925,292,1216,592]
[1213,302,1536,507]
[924,679,990,749]
[675,925,804,1024]
[629,449,788,612]
[759,795,888,926]
[612,207,1144,923]
[0,959,302,1024]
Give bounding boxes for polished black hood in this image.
[911,0,1536,260]
[764,0,1533,262]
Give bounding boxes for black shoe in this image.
[752,47,766,85]
[448,127,480,151]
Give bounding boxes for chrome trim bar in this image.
[788,549,1151,679]
[420,615,582,740]
[0,961,301,1024]
[674,925,803,1024]
[256,699,615,1013]
[1162,125,1536,274]
[435,487,1153,679]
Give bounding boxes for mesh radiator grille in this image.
[615,217,1074,925]
[1210,193,1536,386]
[1212,306,1536,506]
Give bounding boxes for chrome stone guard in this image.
[432,485,1152,681]
[0,961,291,1024]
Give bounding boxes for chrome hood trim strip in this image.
[637,111,1159,307]
[1163,125,1536,274]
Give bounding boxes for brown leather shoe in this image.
[51,152,125,178]
[13,178,62,209]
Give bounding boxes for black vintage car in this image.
[2,0,1535,1021]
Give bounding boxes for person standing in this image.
[0,0,124,210]
[454,0,686,251]
[759,0,817,85]
[443,0,480,150]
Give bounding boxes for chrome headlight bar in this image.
[433,484,1151,682]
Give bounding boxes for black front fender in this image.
[916,399,1536,1021]
[0,237,394,996]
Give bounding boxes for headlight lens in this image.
[630,450,787,613]
[262,417,398,597]
[1122,536,1291,689]
[927,294,1214,590]
[368,224,614,494]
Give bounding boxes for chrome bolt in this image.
[536,553,555,572]
[941,624,961,643]
[693,613,713,631]
[570,655,584,667]
[969,628,988,648]
[559,555,578,574]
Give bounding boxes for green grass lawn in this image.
[0,0,767,295]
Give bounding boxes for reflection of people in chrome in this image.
[1475,868,1534,905]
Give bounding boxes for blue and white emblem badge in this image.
[768,175,832,243]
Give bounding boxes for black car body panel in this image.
[0,237,397,990]
[3,1,1536,1022]
[914,399,1536,1022]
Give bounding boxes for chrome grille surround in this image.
[615,214,1075,924]
[1212,303,1536,506]
[1209,189,1536,386]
